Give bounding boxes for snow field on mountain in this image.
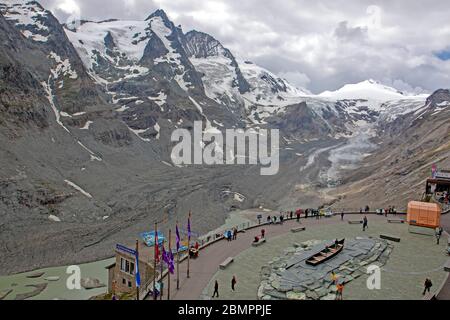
[1,0,49,42]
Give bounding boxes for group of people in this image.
[212,276,238,298]
[189,241,200,258]
[253,229,266,243]
[263,208,345,223]
[437,191,449,205]
[225,227,238,242]
[357,205,370,213]
[330,272,344,300]
[264,208,329,224]
[372,206,397,216]
[266,213,287,224]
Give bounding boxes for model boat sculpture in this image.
[305,239,345,266]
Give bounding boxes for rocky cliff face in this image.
[1,0,107,118]
[184,30,250,94]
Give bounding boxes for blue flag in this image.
[176,225,180,252]
[135,253,141,287]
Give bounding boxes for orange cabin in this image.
[407,201,441,228]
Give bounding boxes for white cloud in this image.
[55,0,80,15]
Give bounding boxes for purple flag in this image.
[161,245,169,265]
[176,225,180,252]
[161,245,174,274]
[168,250,175,274]
[187,216,191,239]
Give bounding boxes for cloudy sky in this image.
[40,0,450,94]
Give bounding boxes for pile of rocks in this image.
[81,278,106,290]
[258,237,393,300]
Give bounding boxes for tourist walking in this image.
[363,216,368,231]
[296,211,301,222]
[280,215,284,224]
[231,275,237,291]
[435,227,443,245]
[331,271,338,285]
[261,229,265,238]
[336,283,344,300]
[423,278,433,295]
[159,280,164,297]
[212,280,219,298]
[233,227,238,241]
[267,215,272,224]
[227,230,232,242]
[341,211,344,221]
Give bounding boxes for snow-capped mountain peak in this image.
[63,9,204,92]
[319,79,409,101]
[145,8,170,23]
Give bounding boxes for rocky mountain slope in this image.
[329,89,450,210]
[0,0,448,274]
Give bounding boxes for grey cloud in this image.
[334,21,367,42]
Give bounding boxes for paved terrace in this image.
[150,213,449,300]
[436,213,450,300]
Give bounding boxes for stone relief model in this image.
[258,237,393,300]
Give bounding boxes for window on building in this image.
[122,278,126,285]
[128,281,132,288]
[120,257,135,275]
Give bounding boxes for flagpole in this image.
[187,211,191,278]
[167,229,171,300]
[176,221,180,290]
[160,238,164,300]
[135,239,140,301]
[153,222,157,301]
